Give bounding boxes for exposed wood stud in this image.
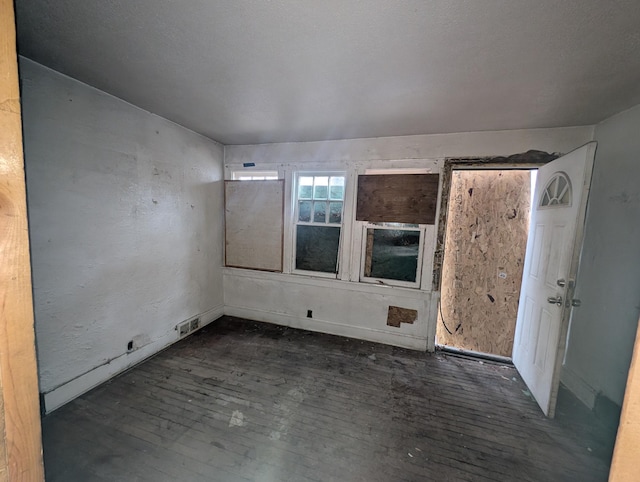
[0,0,45,479]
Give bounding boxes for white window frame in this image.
[359,223,427,289]
[351,167,440,289]
[231,170,279,180]
[291,171,347,279]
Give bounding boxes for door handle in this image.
[547,296,563,306]
[557,279,566,287]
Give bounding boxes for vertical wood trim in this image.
[0,0,45,480]
[363,228,373,277]
[609,318,640,482]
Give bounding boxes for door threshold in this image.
[436,344,513,365]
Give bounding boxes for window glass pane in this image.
[329,176,345,200]
[550,177,558,198]
[298,201,312,222]
[365,229,420,282]
[329,202,342,223]
[313,202,326,223]
[541,191,550,206]
[313,176,329,199]
[296,225,340,273]
[299,177,313,199]
[557,175,567,195]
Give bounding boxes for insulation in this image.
[437,170,531,356]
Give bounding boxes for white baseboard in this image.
[43,304,224,413]
[561,365,597,410]
[223,305,428,351]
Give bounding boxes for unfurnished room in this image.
[1,1,640,481]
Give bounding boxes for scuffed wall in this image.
[20,59,225,412]
[562,104,640,408]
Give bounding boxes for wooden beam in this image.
[609,317,640,482]
[0,0,45,480]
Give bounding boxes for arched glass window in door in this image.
[539,172,572,208]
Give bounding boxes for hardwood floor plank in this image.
[41,317,611,482]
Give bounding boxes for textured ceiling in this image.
[14,0,640,145]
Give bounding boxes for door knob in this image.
[557,279,566,287]
[547,296,563,306]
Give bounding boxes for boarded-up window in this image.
[356,174,439,224]
[224,180,284,271]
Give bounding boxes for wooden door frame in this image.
[0,0,45,480]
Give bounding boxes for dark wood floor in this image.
[42,316,615,481]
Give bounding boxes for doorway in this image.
[436,169,537,358]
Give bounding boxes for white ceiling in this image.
[14,0,640,145]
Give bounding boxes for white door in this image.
[513,142,597,417]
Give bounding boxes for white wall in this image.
[225,127,594,164]
[20,59,225,413]
[224,127,594,351]
[562,104,640,408]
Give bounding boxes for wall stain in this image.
[609,191,639,204]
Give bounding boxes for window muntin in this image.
[539,172,571,208]
[294,173,346,274]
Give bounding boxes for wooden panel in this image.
[0,0,45,479]
[224,180,284,271]
[356,174,439,224]
[437,170,531,356]
[609,317,640,482]
[40,317,610,482]
[387,306,417,327]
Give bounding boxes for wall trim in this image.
[561,365,597,409]
[224,304,428,351]
[223,267,432,300]
[42,304,224,413]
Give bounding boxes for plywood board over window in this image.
[225,180,284,271]
[437,170,531,357]
[356,174,439,224]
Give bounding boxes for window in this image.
[539,172,571,208]
[294,173,346,274]
[361,222,425,287]
[355,171,438,288]
[232,170,279,180]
